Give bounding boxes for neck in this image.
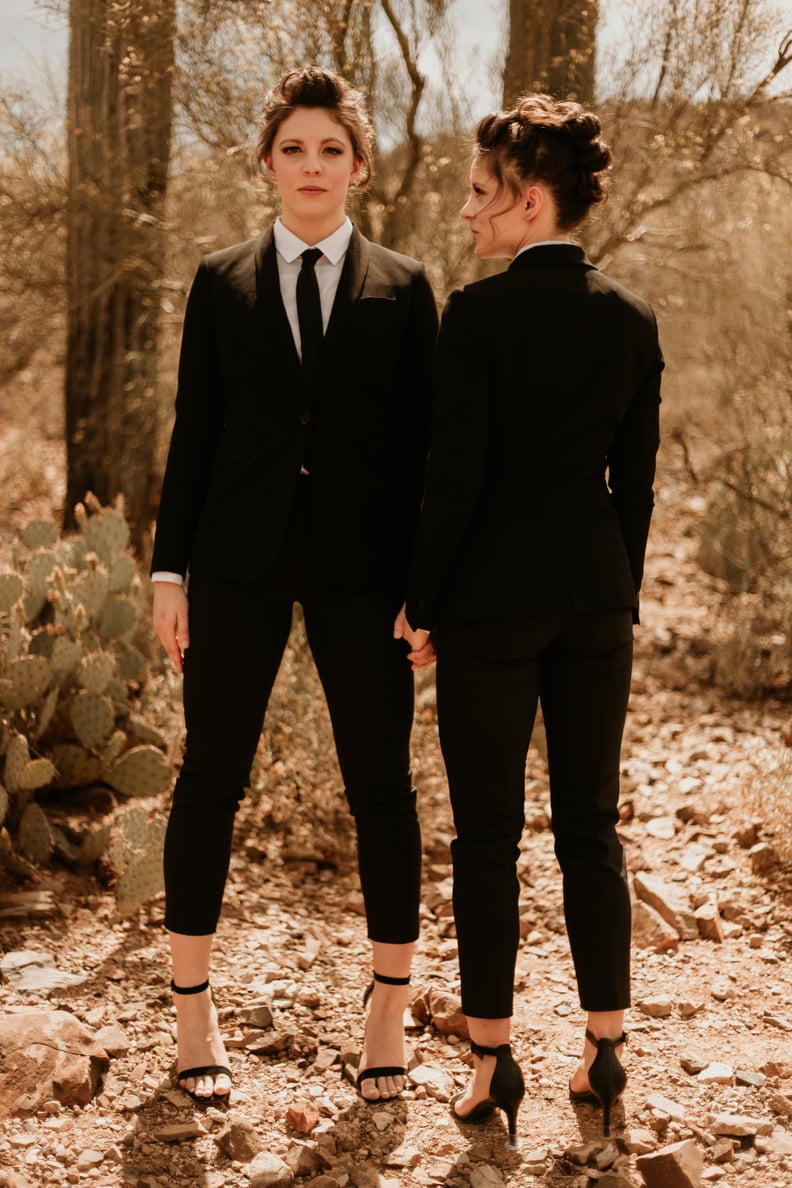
[280,212,347,246]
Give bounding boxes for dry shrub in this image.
[696,359,792,696]
[742,745,792,863]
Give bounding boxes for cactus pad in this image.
[0,783,7,827]
[51,635,83,677]
[51,743,105,789]
[101,730,126,766]
[4,733,30,791]
[100,596,137,641]
[18,757,57,791]
[106,745,171,798]
[126,715,167,749]
[72,568,110,620]
[71,690,115,749]
[0,656,52,711]
[115,644,146,682]
[19,802,55,864]
[23,520,58,550]
[35,687,60,739]
[109,555,137,594]
[0,573,24,612]
[78,823,111,866]
[82,507,130,563]
[77,652,116,694]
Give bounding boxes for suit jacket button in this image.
[299,411,311,425]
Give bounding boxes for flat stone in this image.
[75,1150,104,1170]
[750,842,777,873]
[0,1009,108,1117]
[694,902,724,943]
[697,1063,733,1085]
[153,1122,207,1142]
[0,951,85,993]
[708,1113,773,1137]
[407,1062,455,1101]
[470,1167,506,1187]
[636,1138,703,1187]
[632,873,698,940]
[646,1093,687,1122]
[248,1151,295,1187]
[636,995,673,1019]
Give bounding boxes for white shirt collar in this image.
[273,216,353,265]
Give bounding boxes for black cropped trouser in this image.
[435,609,634,1019]
[163,480,421,942]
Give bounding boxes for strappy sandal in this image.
[355,971,410,1099]
[171,978,232,1102]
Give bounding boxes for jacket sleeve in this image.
[393,266,439,533]
[607,316,663,622]
[405,288,489,629]
[150,260,224,576]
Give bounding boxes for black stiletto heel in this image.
[171,978,232,1102]
[356,971,410,1098]
[452,1041,525,1149]
[569,1029,627,1137]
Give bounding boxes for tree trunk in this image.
[65,0,175,549]
[503,0,598,107]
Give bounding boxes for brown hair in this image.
[474,93,612,229]
[253,66,374,188]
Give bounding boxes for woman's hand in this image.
[393,603,436,670]
[152,582,190,673]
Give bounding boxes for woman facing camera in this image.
[152,66,437,1105]
[397,94,663,1144]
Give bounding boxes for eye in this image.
[281,144,301,155]
[323,146,343,156]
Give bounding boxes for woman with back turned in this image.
[397,94,663,1145]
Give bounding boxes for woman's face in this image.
[461,158,533,259]
[265,106,361,242]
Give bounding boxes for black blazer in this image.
[405,244,663,628]
[152,226,438,592]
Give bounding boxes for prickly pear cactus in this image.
[106,745,171,799]
[19,802,55,864]
[111,809,166,917]
[0,494,173,913]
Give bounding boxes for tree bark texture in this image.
[504,0,598,107]
[65,0,175,547]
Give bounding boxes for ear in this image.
[522,184,545,220]
[263,155,275,178]
[350,156,363,185]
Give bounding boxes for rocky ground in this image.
[2,476,792,1188]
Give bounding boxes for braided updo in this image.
[474,93,612,230]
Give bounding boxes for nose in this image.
[303,154,321,173]
[460,197,473,220]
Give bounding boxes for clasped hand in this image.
[393,603,436,670]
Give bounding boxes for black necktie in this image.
[296,247,323,381]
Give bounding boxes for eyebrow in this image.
[277,136,346,146]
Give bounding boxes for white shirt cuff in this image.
[151,571,184,585]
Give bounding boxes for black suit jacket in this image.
[405,244,663,627]
[151,226,438,592]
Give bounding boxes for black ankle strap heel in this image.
[569,1030,627,1137]
[171,978,232,1101]
[356,971,411,1099]
[454,1041,525,1149]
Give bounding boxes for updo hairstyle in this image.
[253,66,374,188]
[474,93,612,229]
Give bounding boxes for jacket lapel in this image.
[255,228,304,387]
[318,226,369,380]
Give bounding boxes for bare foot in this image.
[452,1051,497,1116]
[173,986,231,1099]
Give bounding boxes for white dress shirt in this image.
[153,217,353,586]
